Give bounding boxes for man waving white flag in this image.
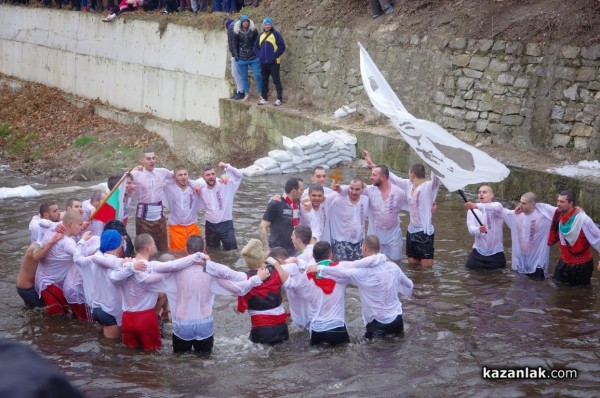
[358,43,510,192]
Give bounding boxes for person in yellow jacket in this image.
[255,18,286,106]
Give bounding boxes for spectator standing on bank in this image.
[255,17,286,106]
[224,18,245,100]
[370,0,393,19]
[233,15,262,101]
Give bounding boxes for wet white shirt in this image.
[162,181,203,226]
[198,164,243,224]
[316,254,413,325]
[35,235,77,296]
[329,194,369,244]
[388,172,440,235]
[503,205,553,275]
[467,202,505,256]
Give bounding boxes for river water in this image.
[0,169,598,397]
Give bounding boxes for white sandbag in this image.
[266,166,282,175]
[254,157,279,170]
[306,151,325,161]
[242,165,267,177]
[0,184,41,199]
[328,130,358,145]
[282,136,304,156]
[324,151,340,161]
[291,154,305,165]
[339,155,353,162]
[327,157,343,166]
[268,150,293,163]
[310,158,327,167]
[279,161,295,171]
[293,135,318,150]
[331,139,346,151]
[301,145,322,156]
[337,149,353,158]
[308,130,335,148]
[349,144,357,158]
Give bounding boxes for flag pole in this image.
[88,166,135,222]
[458,189,484,227]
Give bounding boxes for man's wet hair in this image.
[312,241,332,262]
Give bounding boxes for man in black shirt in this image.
[260,177,304,255]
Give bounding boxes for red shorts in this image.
[40,284,69,315]
[69,303,92,322]
[122,309,161,351]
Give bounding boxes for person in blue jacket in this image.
[255,17,286,106]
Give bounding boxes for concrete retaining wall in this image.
[0,6,228,127]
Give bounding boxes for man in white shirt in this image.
[464,185,506,269]
[163,165,204,254]
[308,235,413,339]
[301,166,334,198]
[503,192,553,278]
[329,177,369,261]
[199,162,243,250]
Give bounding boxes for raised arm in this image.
[148,252,207,273]
[32,233,63,261]
[337,253,387,269]
[205,260,248,282]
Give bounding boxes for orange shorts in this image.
[168,224,201,252]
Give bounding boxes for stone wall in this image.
[284,27,600,158]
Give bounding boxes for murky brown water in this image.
[1,169,599,397]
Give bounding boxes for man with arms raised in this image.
[163,165,204,254]
[336,165,407,261]
[464,185,506,269]
[199,162,243,251]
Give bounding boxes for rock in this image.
[463,89,474,100]
[525,43,542,56]
[446,117,466,130]
[469,56,490,71]
[550,106,565,120]
[570,123,593,137]
[563,84,578,101]
[561,45,580,59]
[433,91,448,105]
[497,73,515,85]
[463,68,484,78]
[449,38,467,50]
[475,119,489,132]
[551,134,571,147]
[489,59,510,72]
[486,123,507,134]
[322,60,332,72]
[505,42,523,55]
[513,77,530,88]
[550,122,573,134]
[444,76,456,89]
[581,44,600,60]
[453,54,471,67]
[575,67,596,82]
[488,112,501,122]
[574,136,590,151]
[451,97,466,108]
[443,107,466,119]
[504,103,521,115]
[457,77,474,90]
[554,66,577,80]
[491,41,506,52]
[500,115,524,126]
[465,111,479,121]
[479,39,494,53]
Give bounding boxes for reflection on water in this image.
[0,170,599,396]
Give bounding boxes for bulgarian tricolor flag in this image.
[91,173,128,223]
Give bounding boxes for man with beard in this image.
[199,162,243,251]
[335,166,407,261]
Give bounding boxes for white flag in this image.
[358,43,510,192]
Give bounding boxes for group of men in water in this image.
[15,147,600,353]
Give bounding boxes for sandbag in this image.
[308,130,335,148]
[254,157,279,170]
[328,130,357,145]
[302,145,323,156]
[242,165,267,177]
[326,157,343,166]
[282,136,304,156]
[268,150,293,163]
[293,135,318,150]
[290,154,305,165]
[279,161,295,171]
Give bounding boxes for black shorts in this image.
[552,259,594,286]
[205,220,237,250]
[310,325,350,346]
[465,249,506,270]
[172,333,214,354]
[92,307,118,326]
[406,231,434,260]
[16,286,44,309]
[249,323,289,345]
[365,315,404,339]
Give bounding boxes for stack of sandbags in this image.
[241,129,357,177]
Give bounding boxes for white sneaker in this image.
[273,99,282,106]
[241,94,250,101]
[102,13,116,22]
[258,98,268,105]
